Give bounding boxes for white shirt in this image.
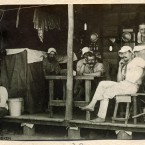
[0,87,8,109]
[125,57,145,86]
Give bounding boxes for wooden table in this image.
[45,75,104,120]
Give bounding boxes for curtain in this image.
[1,50,27,98]
[1,50,45,114]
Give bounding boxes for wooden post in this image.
[125,102,130,124]
[68,127,81,139]
[49,80,54,117]
[117,130,132,140]
[133,96,137,124]
[85,80,91,120]
[65,4,74,120]
[63,80,66,100]
[112,102,119,123]
[23,125,35,136]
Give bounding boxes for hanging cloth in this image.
[33,8,61,42]
[16,6,21,28]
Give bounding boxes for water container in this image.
[8,98,23,116]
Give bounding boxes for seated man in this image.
[76,47,92,75]
[0,86,8,117]
[43,48,61,102]
[80,45,145,123]
[117,46,134,82]
[78,52,104,76]
[74,52,104,100]
[43,47,61,75]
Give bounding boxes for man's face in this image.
[83,52,90,59]
[122,51,132,62]
[87,56,96,67]
[47,51,56,61]
[139,24,145,37]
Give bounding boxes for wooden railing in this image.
[45,75,104,120]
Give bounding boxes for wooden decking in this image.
[2,113,145,133]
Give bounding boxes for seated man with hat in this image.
[78,52,104,77]
[117,46,134,82]
[80,45,145,123]
[43,48,62,102]
[74,50,104,101]
[76,47,93,75]
[43,47,61,75]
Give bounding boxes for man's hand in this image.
[83,73,89,76]
[119,59,126,68]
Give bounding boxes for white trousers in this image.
[89,81,138,119]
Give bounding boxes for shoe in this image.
[90,117,105,123]
[79,106,94,111]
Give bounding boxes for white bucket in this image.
[8,98,23,117]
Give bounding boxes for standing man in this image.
[80,45,144,123]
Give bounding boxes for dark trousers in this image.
[0,107,8,118]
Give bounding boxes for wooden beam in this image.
[65,4,74,120]
[45,75,95,80]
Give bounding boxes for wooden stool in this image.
[112,95,131,124]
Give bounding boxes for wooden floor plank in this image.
[2,113,145,133]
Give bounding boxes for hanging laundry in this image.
[33,8,61,42]
[16,6,21,28]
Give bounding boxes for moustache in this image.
[88,63,95,66]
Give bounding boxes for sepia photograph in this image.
[0,3,145,142]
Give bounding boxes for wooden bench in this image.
[45,76,104,120]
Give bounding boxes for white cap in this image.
[47,48,57,54]
[133,45,145,52]
[118,46,133,54]
[82,47,90,56]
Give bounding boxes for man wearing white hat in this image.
[43,47,60,75]
[80,45,145,123]
[74,47,93,100]
[76,47,93,75]
[117,46,134,82]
